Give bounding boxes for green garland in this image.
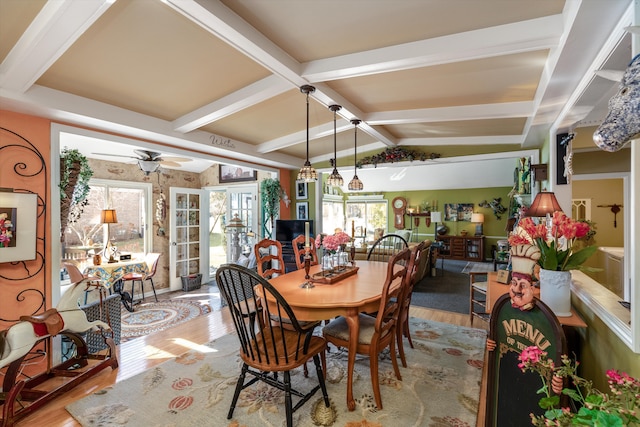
[356,147,440,168]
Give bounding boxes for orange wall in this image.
[279,167,291,219]
[0,110,52,328]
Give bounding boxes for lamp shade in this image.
[430,211,442,222]
[226,214,246,229]
[100,209,118,224]
[526,192,562,217]
[471,213,484,223]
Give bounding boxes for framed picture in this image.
[458,203,474,221]
[296,182,307,199]
[0,192,37,263]
[296,202,309,220]
[219,165,257,183]
[444,203,458,221]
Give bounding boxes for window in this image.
[322,194,344,234]
[62,179,152,258]
[345,196,387,247]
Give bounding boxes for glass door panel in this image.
[170,188,204,291]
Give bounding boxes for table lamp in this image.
[430,211,442,241]
[100,209,118,263]
[471,213,484,236]
[526,191,563,239]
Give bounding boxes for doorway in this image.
[207,185,258,276]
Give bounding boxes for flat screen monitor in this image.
[275,220,314,244]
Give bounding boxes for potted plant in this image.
[60,147,93,241]
[260,178,284,231]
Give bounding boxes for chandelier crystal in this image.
[297,85,318,183]
[348,119,363,191]
[326,104,344,187]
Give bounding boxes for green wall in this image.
[572,297,640,392]
[287,168,513,260]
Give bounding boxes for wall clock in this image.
[392,197,407,229]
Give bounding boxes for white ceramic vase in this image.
[539,269,572,317]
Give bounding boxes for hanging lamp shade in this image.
[297,85,318,182]
[326,104,344,187]
[348,119,363,191]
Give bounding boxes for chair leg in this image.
[469,285,474,324]
[396,326,407,368]
[370,347,382,409]
[140,279,145,303]
[228,364,248,419]
[313,353,330,406]
[129,280,136,305]
[284,370,293,427]
[148,278,158,302]
[390,335,402,382]
[404,317,414,348]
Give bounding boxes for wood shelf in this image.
[436,235,484,262]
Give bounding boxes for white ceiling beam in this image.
[166,0,399,147]
[0,85,304,169]
[165,0,307,87]
[365,101,534,125]
[0,0,114,92]
[257,119,352,154]
[172,75,290,133]
[400,135,524,146]
[301,15,563,82]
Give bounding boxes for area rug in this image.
[120,300,212,342]
[67,318,487,427]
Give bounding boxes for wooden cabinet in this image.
[436,235,484,261]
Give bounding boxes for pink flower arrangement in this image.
[508,211,597,271]
[519,345,640,426]
[0,213,13,248]
[315,231,351,253]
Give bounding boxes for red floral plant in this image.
[508,212,597,271]
[518,345,640,426]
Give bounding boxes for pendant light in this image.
[348,119,364,191]
[326,104,344,187]
[297,85,318,182]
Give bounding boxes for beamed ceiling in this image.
[0,0,635,180]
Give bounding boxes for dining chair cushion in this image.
[322,314,386,345]
[122,272,143,281]
[236,254,250,267]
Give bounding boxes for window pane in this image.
[62,182,148,261]
[322,201,344,234]
[109,187,145,253]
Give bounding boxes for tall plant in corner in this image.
[60,147,93,241]
[260,178,284,237]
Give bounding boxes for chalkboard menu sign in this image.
[486,294,567,426]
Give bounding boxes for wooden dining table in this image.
[266,260,402,411]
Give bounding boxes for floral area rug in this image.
[67,318,487,427]
[120,300,212,343]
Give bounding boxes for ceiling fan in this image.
[93,149,192,175]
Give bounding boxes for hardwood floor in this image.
[9,306,489,427]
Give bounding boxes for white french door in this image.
[169,187,206,291]
[206,184,258,275]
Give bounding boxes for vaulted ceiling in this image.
[0,0,634,177]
